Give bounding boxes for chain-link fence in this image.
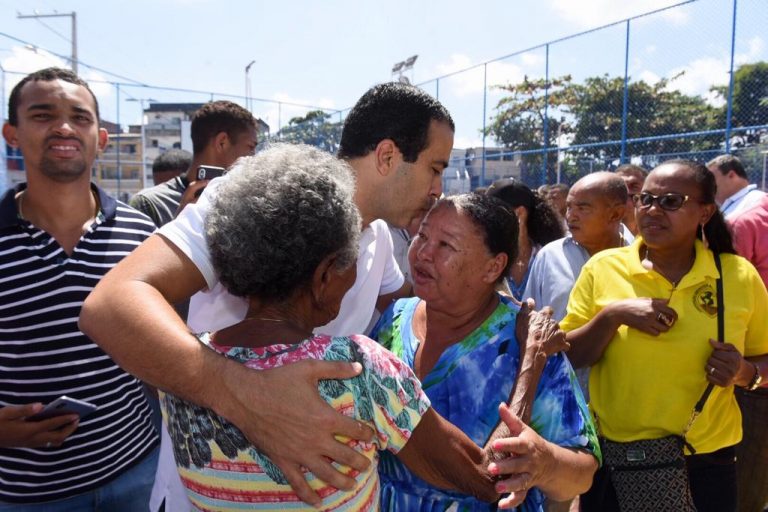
[2,0,767,198]
[419,0,767,191]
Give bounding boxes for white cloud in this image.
[81,70,114,104]
[2,46,67,97]
[433,54,528,98]
[453,135,484,150]
[737,36,765,66]
[638,70,661,85]
[0,47,121,121]
[657,35,765,106]
[548,0,688,29]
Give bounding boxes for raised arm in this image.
[566,297,677,368]
[396,407,498,503]
[79,234,373,506]
[483,306,594,508]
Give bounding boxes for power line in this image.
[0,31,341,113]
[33,17,71,45]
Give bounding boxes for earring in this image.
[700,223,708,249]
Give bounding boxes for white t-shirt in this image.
[159,178,405,336]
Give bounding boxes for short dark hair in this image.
[152,149,192,176]
[435,193,519,283]
[659,159,735,255]
[338,82,454,163]
[8,67,99,126]
[549,183,569,194]
[190,101,257,155]
[486,178,565,246]
[615,164,648,181]
[706,154,747,180]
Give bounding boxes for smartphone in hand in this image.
[26,396,97,422]
[196,165,225,181]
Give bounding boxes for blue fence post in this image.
[115,83,121,197]
[436,78,440,100]
[542,44,550,184]
[620,19,631,165]
[482,63,487,188]
[725,0,738,153]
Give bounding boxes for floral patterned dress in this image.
[370,295,600,512]
[160,333,430,511]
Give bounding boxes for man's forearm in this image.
[79,234,225,410]
[81,278,222,409]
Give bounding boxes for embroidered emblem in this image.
[693,284,717,317]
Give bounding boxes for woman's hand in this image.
[607,298,677,336]
[706,339,755,388]
[488,404,556,509]
[488,403,598,509]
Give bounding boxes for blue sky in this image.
[0,0,765,149]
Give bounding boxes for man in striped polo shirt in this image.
[0,68,159,510]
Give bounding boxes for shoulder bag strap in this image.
[681,253,723,454]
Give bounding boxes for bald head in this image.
[571,171,628,205]
[566,172,627,255]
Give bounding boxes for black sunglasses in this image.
[633,192,693,211]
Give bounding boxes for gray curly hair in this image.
[205,143,361,301]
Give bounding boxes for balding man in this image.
[524,172,628,322]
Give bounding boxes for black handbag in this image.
[598,255,724,512]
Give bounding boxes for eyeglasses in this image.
[632,192,693,211]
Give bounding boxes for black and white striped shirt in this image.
[0,184,159,504]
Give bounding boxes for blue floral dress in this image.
[370,295,599,512]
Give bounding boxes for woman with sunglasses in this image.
[560,159,768,511]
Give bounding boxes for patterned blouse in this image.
[160,333,430,511]
[370,295,600,512]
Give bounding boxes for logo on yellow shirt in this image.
[693,284,717,317]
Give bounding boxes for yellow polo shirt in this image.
[561,238,768,454]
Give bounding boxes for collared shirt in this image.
[730,194,768,289]
[561,238,768,454]
[720,184,766,219]
[0,184,159,503]
[523,236,590,321]
[524,234,631,399]
[523,234,632,322]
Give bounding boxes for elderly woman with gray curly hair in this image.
[160,144,548,511]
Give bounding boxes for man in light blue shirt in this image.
[707,154,766,219]
[523,172,629,395]
[524,172,629,320]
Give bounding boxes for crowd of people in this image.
[0,66,767,512]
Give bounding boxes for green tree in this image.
[486,75,574,183]
[488,73,719,182]
[275,110,342,153]
[568,74,719,162]
[713,62,768,128]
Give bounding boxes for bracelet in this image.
[747,362,763,391]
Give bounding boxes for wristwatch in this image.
[747,362,763,391]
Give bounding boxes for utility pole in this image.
[245,60,255,112]
[17,11,78,74]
